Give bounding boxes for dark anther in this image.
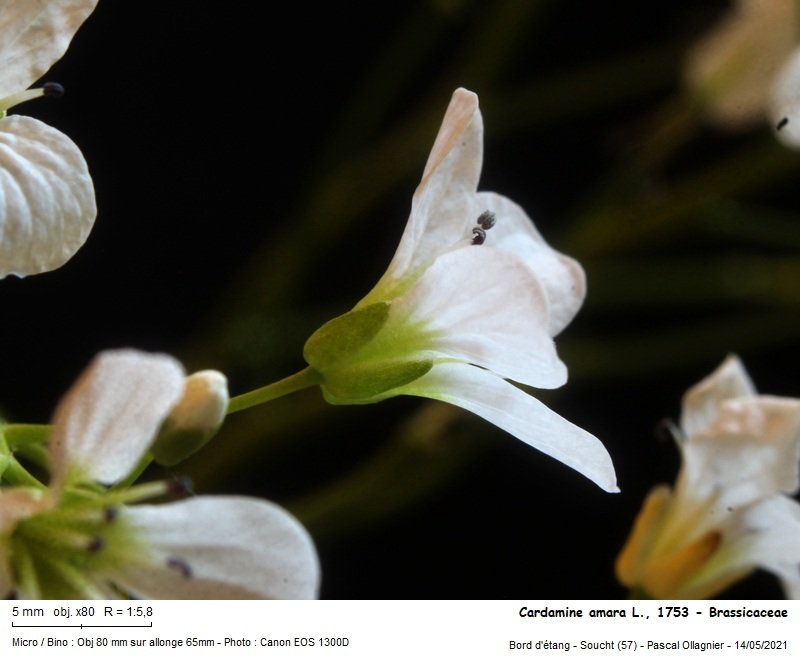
[471,227,486,245]
[166,476,194,496]
[777,117,789,131]
[87,537,105,553]
[42,82,65,98]
[167,556,193,579]
[103,506,119,523]
[476,210,496,230]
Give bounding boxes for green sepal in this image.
[150,426,215,467]
[321,359,434,403]
[0,453,10,482]
[304,302,390,370]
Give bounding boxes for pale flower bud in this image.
[151,370,229,466]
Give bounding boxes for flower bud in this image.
[151,370,229,466]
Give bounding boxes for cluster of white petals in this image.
[308,88,617,492]
[0,350,319,599]
[616,355,800,598]
[684,0,800,147]
[0,1,98,277]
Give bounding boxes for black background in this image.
[2,1,796,599]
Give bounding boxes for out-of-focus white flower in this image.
[684,0,800,147]
[0,350,319,599]
[768,48,800,147]
[304,88,617,492]
[0,1,99,278]
[616,355,800,598]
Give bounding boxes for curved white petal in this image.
[393,362,618,492]
[769,47,800,148]
[49,350,185,488]
[476,192,586,335]
[371,88,482,293]
[392,246,567,389]
[727,496,800,598]
[0,115,96,277]
[0,0,99,98]
[110,497,320,599]
[680,355,756,438]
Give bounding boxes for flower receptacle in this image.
[319,360,434,404]
[304,302,437,402]
[304,302,391,370]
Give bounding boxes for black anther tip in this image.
[42,82,65,98]
[477,210,496,230]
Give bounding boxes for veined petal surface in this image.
[0,115,96,277]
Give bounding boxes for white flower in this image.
[0,350,319,599]
[0,1,98,278]
[616,355,800,598]
[304,88,617,492]
[683,0,800,148]
[768,48,800,147]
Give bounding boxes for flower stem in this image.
[3,424,51,449]
[2,457,46,489]
[227,367,322,414]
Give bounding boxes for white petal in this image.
[48,350,185,488]
[680,355,756,438]
[769,47,800,148]
[729,496,800,598]
[0,0,99,98]
[0,115,96,277]
[392,246,567,388]
[476,192,586,335]
[393,362,618,492]
[680,396,800,509]
[369,88,482,294]
[109,496,320,599]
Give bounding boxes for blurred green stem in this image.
[227,367,322,414]
[2,424,51,471]
[0,434,45,488]
[3,424,50,449]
